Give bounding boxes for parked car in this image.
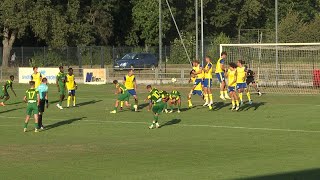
[113,53,158,70]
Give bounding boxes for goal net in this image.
[220,43,320,94]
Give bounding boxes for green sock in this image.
[24,123,28,128]
[178,104,181,110]
[154,115,159,123]
[170,105,173,110]
[114,107,117,111]
[35,123,38,129]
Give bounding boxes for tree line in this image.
[1,0,320,66]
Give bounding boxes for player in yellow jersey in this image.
[66,68,77,108]
[121,69,138,111]
[203,56,214,109]
[191,60,204,91]
[31,66,42,88]
[236,60,252,105]
[226,62,240,111]
[215,52,231,100]
[188,70,204,108]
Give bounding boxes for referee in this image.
[37,78,49,129]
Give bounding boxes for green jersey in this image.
[117,84,128,94]
[2,80,12,91]
[56,72,66,86]
[148,88,162,103]
[170,90,181,99]
[159,90,169,99]
[25,88,39,104]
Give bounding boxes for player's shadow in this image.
[6,101,23,105]
[77,100,102,107]
[240,102,266,111]
[49,100,60,104]
[160,119,181,128]
[212,102,231,111]
[179,107,190,112]
[138,103,150,109]
[44,117,87,131]
[0,107,24,114]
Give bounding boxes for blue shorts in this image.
[128,89,137,96]
[236,83,247,90]
[203,79,212,88]
[228,86,236,92]
[192,90,203,96]
[68,90,76,96]
[216,72,225,83]
[193,79,202,86]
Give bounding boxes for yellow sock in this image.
[246,92,251,101]
[204,94,209,103]
[239,93,243,101]
[188,99,192,106]
[120,101,124,108]
[223,91,228,97]
[220,91,223,96]
[232,100,235,107]
[209,94,213,102]
[236,100,239,106]
[73,96,76,106]
[67,96,71,107]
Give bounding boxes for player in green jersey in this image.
[159,90,169,113]
[168,90,181,113]
[23,81,40,132]
[0,75,17,106]
[146,85,166,129]
[110,80,138,113]
[56,66,66,110]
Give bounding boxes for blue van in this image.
[113,53,158,70]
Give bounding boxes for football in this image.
[171,78,177,83]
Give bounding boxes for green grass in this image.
[1,84,320,180]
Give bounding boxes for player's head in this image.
[229,62,237,70]
[113,80,118,85]
[9,75,14,81]
[190,70,196,78]
[68,67,73,74]
[146,85,152,91]
[205,56,211,63]
[192,60,199,66]
[59,66,64,72]
[42,77,48,84]
[29,81,35,87]
[33,66,38,73]
[221,51,227,59]
[237,60,245,67]
[128,69,134,76]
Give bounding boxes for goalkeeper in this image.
[246,67,262,96]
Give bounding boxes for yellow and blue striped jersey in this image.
[124,75,135,90]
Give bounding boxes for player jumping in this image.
[23,81,40,132]
[236,60,252,105]
[110,80,137,113]
[188,70,204,108]
[0,75,17,106]
[56,66,66,109]
[66,68,77,108]
[215,52,231,100]
[146,85,166,129]
[203,56,214,109]
[227,63,240,111]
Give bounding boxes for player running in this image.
[37,78,49,129]
[227,63,240,111]
[188,70,204,108]
[203,56,214,109]
[168,90,181,113]
[236,60,252,105]
[146,85,166,129]
[121,69,138,111]
[56,66,66,109]
[246,67,262,96]
[215,52,231,100]
[23,81,40,132]
[66,68,77,108]
[110,80,137,113]
[0,75,17,106]
[31,66,42,88]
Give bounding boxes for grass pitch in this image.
[1,84,320,180]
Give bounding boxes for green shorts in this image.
[26,103,39,116]
[59,84,66,95]
[118,92,130,101]
[152,101,166,114]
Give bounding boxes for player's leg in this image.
[150,103,159,129]
[208,79,213,109]
[0,93,10,106]
[188,90,193,108]
[0,94,5,106]
[72,90,76,107]
[33,106,39,132]
[203,79,209,106]
[231,91,236,110]
[67,90,72,108]
[245,87,252,104]
[234,91,240,111]
[237,84,244,105]
[177,97,181,113]
[120,101,124,110]
[252,82,262,96]
[110,99,120,113]
[169,99,174,113]
[24,115,31,132]
[57,88,65,109]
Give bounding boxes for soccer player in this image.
[215,52,231,100]
[31,66,42,88]
[56,66,66,109]
[188,70,204,108]
[159,90,169,113]
[246,67,262,96]
[191,60,204,92]
[168,90,181,113]
[236,60,252,105]
[146,85,166,129]
[110,80,137,113]
[203,56,214,109]
[23,81,40,132]
[0,75,17,106]
[37,78,49,129]
[227,62,240,111]
[66,68,77,108]
[121,69,138,111]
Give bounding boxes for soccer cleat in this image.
[23,128,27,132]
[203,102,208,106]
[220,95,226,101]
[231,106,235,111]
[248,100,253,105]
[208,105,213,110]
[134,105,138,112]
[168,110,173,113]
[56,104,60,108]
[149,124,154,129]
[0,102,5,106]
[73,105,77,107]
[177,109,181,113]
[258,92,262,96]
[225,95,231,100]
[110,110,117,114]
[155,123,160,128]
[66,106,70,108]
[164,109,168,113]
[209,101,213,105]
[34,129,39,133]
[120,107,123,111]
[240,101,243,106]
[59,106,63,110]
[235,106,240,111]
[40,126,45,130]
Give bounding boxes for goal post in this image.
[220,43,320,94]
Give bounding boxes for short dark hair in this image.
[128,69,133,73]
[113,80,118,84]
[42,77,48,82]
[190,69,195,75]
[33,66,38,70]
[238,60,245,64]
[229,62,237,68]
[59,66,63,69]
[9,75,14,79]
[146,85,152,89]
[29,81,35,86]
[68,67,73,71]
[221,51,227,56]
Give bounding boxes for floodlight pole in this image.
[200,0,204,66]
[275,0,279,86]
[195,0,199,60]
[159,0,162,69]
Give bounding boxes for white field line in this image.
[1,115,320,134]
